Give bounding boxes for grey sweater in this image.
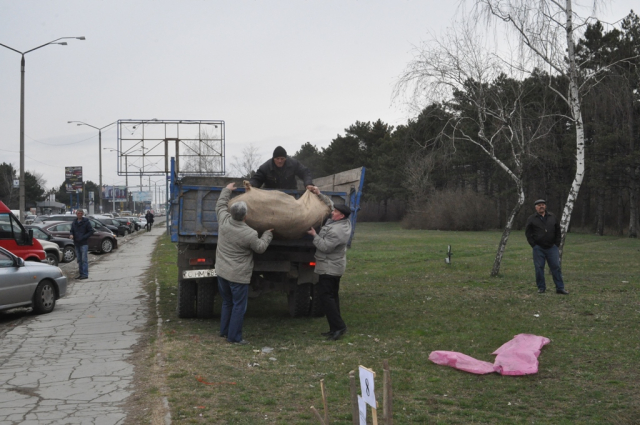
[312,218,352,276]
[215,188,273,283]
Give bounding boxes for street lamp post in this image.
[0,36,85,220]
[69,121,116,214]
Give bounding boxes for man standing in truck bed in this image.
[250,146,319,193]
[215,182,273,345]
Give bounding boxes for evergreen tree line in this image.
[292,13,640,237]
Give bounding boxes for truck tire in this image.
[196,280,216,319]
[288,282,311,317]
[309,283,325,317]
[177,280,197,318]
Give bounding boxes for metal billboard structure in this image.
[116,119,225,177]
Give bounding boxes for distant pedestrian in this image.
[145,210,154,231]
[69,210,94,280]
[215,182,273,345]
[307,203,352,340]
[525,199,568,295]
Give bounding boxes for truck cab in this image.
[0,201,46,262]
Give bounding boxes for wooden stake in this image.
[320,379,329,425]
[310,406,326,425]
[383,360,393,425]
[349,370,359,425]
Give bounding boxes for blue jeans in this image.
[75,244,89,277]
[533,245,565,291]
[217,276,249,343]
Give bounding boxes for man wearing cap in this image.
[249,146,319,193]
[525,199,568,294]
[307,204,352,340]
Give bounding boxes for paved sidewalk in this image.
[0,224,165,425]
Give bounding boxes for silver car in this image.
[0,246,67,314]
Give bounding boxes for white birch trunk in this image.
[558,0,585,260]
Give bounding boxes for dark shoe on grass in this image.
[538,288,545,294]
[321,331,332,336]
[327,328,347,341]
[556,289,569,295]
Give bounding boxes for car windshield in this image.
[30,228,49,239]
[0,250,14,267]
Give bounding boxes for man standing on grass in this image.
[307,204,352,341]
[525,199,568,295]
[69,210,94,280]
[215,182,273,345]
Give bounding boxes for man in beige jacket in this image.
[216,182,273,345]
[307,204,352,341]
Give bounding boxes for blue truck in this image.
[169,166,365,319]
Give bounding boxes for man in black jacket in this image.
[524,199,568,295]
[70,210,95,280]
[249,146,318,192]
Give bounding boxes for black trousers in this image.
[318,274,346,332]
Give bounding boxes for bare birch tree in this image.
[396,22,552,276]
[472,0,628,257]
[228,143,264,179]
[181,128,224,174]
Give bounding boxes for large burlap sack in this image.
[228,181,331,239]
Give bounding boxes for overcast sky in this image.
[1,0,635,195]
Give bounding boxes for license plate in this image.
[183,269,217,279]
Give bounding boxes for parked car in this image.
[38,215,117,236]
[91,216,130,236]
[38,239,63,266]
[25,225,76,263]
[115,217,135,233]
[24,214,37,225]
[40,221,118,254]
[124,216,142,231]
[0,246,67,314]
[0,201,46,262]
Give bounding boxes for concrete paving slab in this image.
[0,222,166,424]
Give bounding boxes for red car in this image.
[0,201,46,262]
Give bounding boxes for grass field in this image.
[145,222,640,424]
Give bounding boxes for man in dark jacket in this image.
[307,203,352,340]
[249,146,318,192]
[525,199,568,295]
[70,210,95,280]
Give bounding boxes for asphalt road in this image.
[0,221,166,425]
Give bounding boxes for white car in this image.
[37,239,63,267]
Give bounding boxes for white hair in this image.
[230,201,247,221]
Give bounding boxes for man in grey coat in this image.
[216,182,273,344]
[307,204,352,341]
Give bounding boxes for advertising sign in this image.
[65,166,83,193]
[132,191,152,202]
[103,186,128,200]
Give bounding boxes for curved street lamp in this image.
[0,36,85,220]
[68,121,116,214]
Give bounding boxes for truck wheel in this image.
[288,282,311,317]
[309,284,325,317]
[196,280,216,319]
[177,280,197,318]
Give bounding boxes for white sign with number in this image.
[359,365,376,408]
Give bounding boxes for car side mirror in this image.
[27,229,34,245]
[16,257,25,267]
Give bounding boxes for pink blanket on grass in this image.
[428,334,550,376]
